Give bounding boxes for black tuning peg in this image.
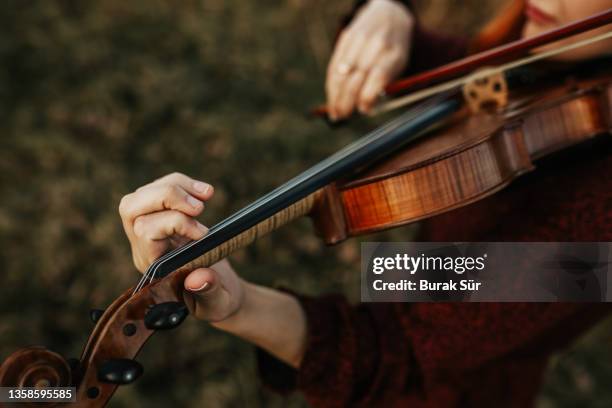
[144,302,189,330]
[97,358,143,385]
[90,309,104,323]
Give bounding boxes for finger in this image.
[358,48,407,114]
[357,61,395,114]
[183,268,233,321]
[183,268,228,320]
[182,260,242,321]
[355,34,387,73]
[327,30,353,81]
[120,183,205,227]
[338,31,367,73]
[169,235,192,248]
[326,31,358,120]
[326,72,346,122]
[184,268,216,293]
[149,172,214,201]
[132,210,208,242]
[326,64,349,121]
[335,69,367,119]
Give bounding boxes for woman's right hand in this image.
[326,0,415,120]
[118,172,245,323]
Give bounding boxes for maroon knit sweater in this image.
[257,7,612,408]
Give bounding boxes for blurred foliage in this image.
[0,0,610,407]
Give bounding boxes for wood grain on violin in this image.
[1,8,611,407]
[311,8,612,118]
[327,78,611,239]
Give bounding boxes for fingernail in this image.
[193,181,211,194]
[187,195,202,208]
[189,282,210,292]
[196,222,209,233]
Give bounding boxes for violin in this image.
[1,6,610,407]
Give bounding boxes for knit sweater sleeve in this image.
[256,291,610,407]
[256,291,416,407]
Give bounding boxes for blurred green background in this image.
[0,1,611,406]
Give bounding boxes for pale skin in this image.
[325,0,612,120]
[120,1,611,369]
[522,0,612,60]
[119,173,307,368]
[326,0,414,120]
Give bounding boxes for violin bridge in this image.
[462,67,508,114]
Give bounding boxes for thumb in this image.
[181,262,243,322]
[184,268,216,294]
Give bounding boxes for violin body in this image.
[313,75,612,243]
[1,4,611,406]
[2,77,609,408]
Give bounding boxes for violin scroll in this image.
[0,346,72,407]
[0,272,193,407]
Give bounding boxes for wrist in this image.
[210,281,307,368]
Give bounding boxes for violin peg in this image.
[97,358,143,385]
[90,309,104,323]
[144,302,189,330]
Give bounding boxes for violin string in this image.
[132,94,442,294]
[134,241,190,292]
[372,30,612,115]
[132,27,612,295]
[131,92,454,296]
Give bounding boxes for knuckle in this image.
[169,171,184,179]
[132,216,147,238]
[350,33,367,48]
[161,184,182,205]
[173,214,193,235]
[163,183,179,196]
[360,95,373,106]
[118,194,132,217]
[161,171,184,184]
[170,211,188,227]
[361,89,377,104]
[371,35,388,50]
